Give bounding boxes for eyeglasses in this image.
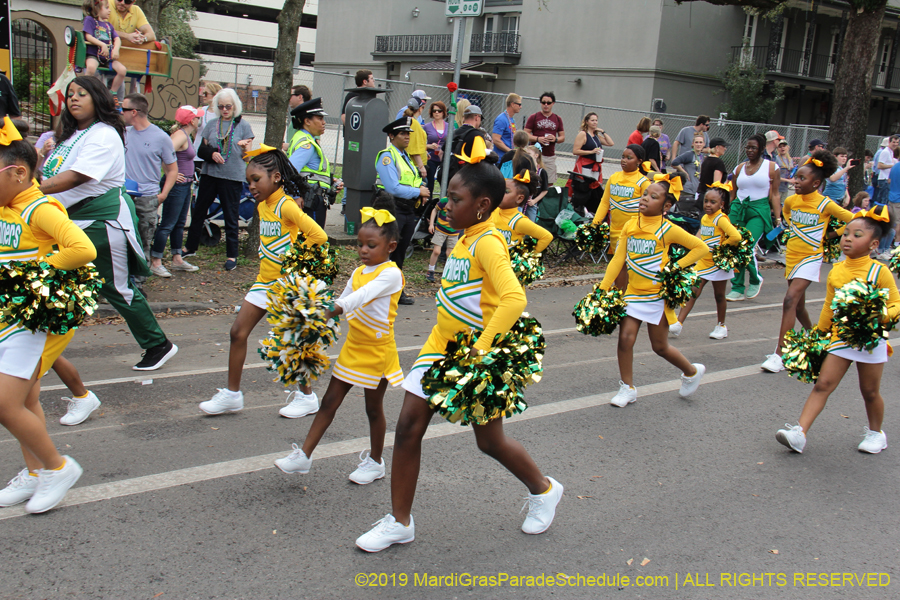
[540,101,553,105]
[512,102,522,106]
[218,104,233,110]
[200,92,209,97]
[291,92,302,97]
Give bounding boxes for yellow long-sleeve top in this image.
[492,206,554,253]
[436,219,526,351]
[592,169,650,248]
[600,214,709,303]
[782,191,853,277]
[254,188,327,291]
[695,210,741,276]
[816,255,900,354]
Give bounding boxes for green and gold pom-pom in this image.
[508,237,545,287]
[668,244,687,263]
[574,222,610,254]
[258,274,341,387]
[0,259,102,335]
[831,278,896,352]
[780,227,791,247]
[573,284,627,336]
[712,226,755,271]
[781,328,831,383]
[889,246,900,275]
[280,232,339,285]
[822,217,843,263]
[420,315,545,426]
[658,261,699,309]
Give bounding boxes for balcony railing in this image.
[375,33,521,56]
[731,45,900,91]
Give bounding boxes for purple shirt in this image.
[83,16,118,58]
[423,120,448,163]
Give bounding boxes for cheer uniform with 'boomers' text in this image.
[782,191,853,282]
[695,210,741,281]
[592,170,650,253]
[492,206,554,253]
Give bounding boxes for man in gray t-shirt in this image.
[669,115,711,160]
[122,93,178,276]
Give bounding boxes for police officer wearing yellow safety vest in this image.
[287,97,343,229]
[376,116,429,305]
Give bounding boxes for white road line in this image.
[43,299,816,392]
[0,362,765,521]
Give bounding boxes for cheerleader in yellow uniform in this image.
[275,196,404,484]
[198,146,328,417]
[673,182,741,339]
[601,175,710,408]
[761,150,854,374]
[0,133,97,513]
[493,168,553,253]
[355,152,563,553]
[776,209,900,454]
[593,144,651,289]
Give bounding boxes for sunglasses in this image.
[512,102,522,106]
[119,0,135,4]
[540,101,553,105]
[218,104,233,110]
[122,106,138,113]
[431,109,443,113]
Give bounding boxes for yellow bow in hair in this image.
[653,172,683,197]
[641,161,652,172]
[360,206,397,226]
[802,156,824,167]
[711,180,734,192]
[513,170,531,183]
[0,116,22,146]
[455,135,486,164]
[244,144,278,158]
[852,206,890,223]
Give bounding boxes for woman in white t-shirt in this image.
[39,76,176,371]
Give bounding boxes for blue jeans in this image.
[524,203,538,221]
[151,181,192,258]
[874,178,889,205]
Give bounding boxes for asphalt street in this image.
[1,265,897,600]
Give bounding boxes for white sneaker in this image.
[776,424,806,453]
[349,450,385,485]
[199,388,243,415]
[761,353,785,373]
[858,427,887,454]
[679,363,706,398]
[274,443,312,474]
[278,389,319,418]
[25,456,83,514]
[709,323,728,339]
[59,392,101,426]
[610,381,637,407]
[669,321,683,337]
[149,264,172,278]
[169,260,199,272]
[521,477,564,534]
[0,468,38,507]
[356,514,415,552]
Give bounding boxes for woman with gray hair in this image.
[184,88,254,270]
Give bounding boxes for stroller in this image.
[198,180,257,246]
[405,196,439,259]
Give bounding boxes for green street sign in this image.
[446,0,482,17]
[348,141,359,152]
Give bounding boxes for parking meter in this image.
[342,86,390,234]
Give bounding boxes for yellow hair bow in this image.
[852,206,890,223]
[245,144,278,158]
[802,156,824,167]
[711,180,734,192]
[454,135,486,164]
[653,172,683,197]
[513,170,531,184]
[641,161,652,172]
[0,116,22,146]
[360,206,396,226]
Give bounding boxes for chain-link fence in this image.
[202,60,887,179]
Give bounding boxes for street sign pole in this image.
[439,16,467,200]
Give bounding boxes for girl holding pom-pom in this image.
[672,183,741,340]
[198,146,327,417]
[493,168,554,254]
[776,208,900,454]
[274,194,405,484]
[355,151,563,553]
[0,131,97,513]
[601,176,710,408]
[762,150,854,374]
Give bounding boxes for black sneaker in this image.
[133,340,178,371]
[425,271,435,283]
[224,259,237,271]
[398,292,415,305]
[182,250,197,259]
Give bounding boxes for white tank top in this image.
[735,159,772,201]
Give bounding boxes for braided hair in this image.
[747,133,767,157]
[705,185,731,212]
[362,190,401,242]
[801,149,839,184]
[651,179,678,209]
[247,149,310,200]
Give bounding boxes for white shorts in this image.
[700,268,734,282]
[788,258,822,283]
[0,326,47,379]
[625,299,665,325]
[829,340,889,364]
[244,289,269,310]
[401,365,428,400]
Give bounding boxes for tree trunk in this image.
[142,0,162,35]
[829,1,887,196]
[242,0,305,258]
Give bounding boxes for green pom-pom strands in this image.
[781,328,830,383]
[0,259,102,335]
[822,217,843,263]
[831,279,897,352]
[889,246,900,275]
[258,274,341,387]
[280,232,339,285]
[712,226,755,271]
[508,237,545,287]
[421,315,545,426]
[572,285,627,336]
[658,261,699,309]
[574,222,610,255]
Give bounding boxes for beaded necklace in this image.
[42,121,98,179]
[216,118,236,162]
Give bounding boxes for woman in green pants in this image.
[727,133,782,301]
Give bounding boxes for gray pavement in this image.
[1,267,898,599]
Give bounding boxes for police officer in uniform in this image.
[287,97,342,229]
[375,116,429,305]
